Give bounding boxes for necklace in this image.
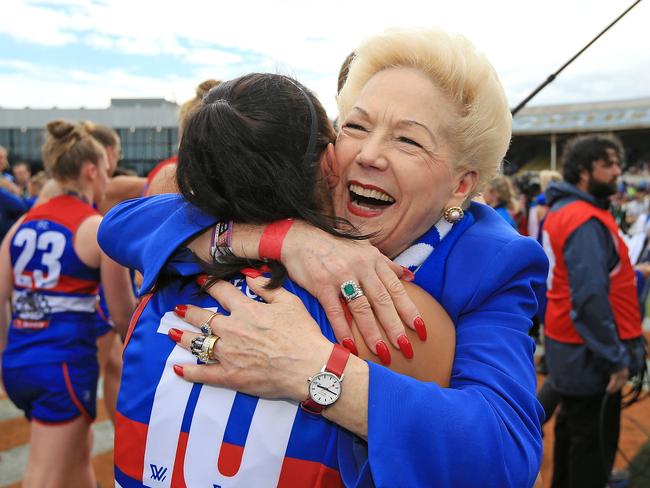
[62,189,90,205]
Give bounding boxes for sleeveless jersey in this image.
[115,275,345,488]
[3,195,101,368]
[542,200,642,343]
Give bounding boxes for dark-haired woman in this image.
[0,121,135,487]
[101,73,454,486]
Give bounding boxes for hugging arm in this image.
[99,195,417,352]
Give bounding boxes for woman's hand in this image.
[280,221,425,356]
[169,276,333,402]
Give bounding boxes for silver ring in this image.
[340,280,364,303]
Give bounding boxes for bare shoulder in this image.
[352,282,455,386]
[147,164,178,195]
[75,215,102,267]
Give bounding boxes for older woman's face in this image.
[332,67,461,257]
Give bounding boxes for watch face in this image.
[308,372,341,406]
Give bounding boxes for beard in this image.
[587,177,617,208]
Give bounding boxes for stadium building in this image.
[507,97,650,178]
[0,98,179,175]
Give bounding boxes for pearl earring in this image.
[443,206,464,224]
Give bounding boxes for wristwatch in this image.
[301,344,351,414]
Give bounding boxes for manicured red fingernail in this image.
[240,267,263,278]
[196,275,208,286]
[375,340,391,366]
[397,334,413,359]
[168,328,183,343]
[414,316,427,341]
[401,266,415,282]
[342,338,358,356]
[174,304,188,318]
[173,365,184,378]
[259,264,271,273]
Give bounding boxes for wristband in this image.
[210,221,233,259]
[258,219,294,261]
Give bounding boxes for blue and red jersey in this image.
[3,195,101,368]
[115,272,344,488]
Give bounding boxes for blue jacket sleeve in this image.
[0,188,28,215]
[98,194,217,294]
[365,237,546,488]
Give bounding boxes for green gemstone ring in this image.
[340,280,364,303]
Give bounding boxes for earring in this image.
[443,206,464,224]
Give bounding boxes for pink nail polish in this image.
[375,340,391,366]
[397,334,413,359]
[414,316,427,341]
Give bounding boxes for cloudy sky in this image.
[1,0,648,117]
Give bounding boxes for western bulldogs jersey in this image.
[115,273,345,488]
[3,195,100,368]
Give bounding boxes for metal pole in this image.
[511,0,643,116]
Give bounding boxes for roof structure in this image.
[512,98,650,135]
[0,98,179,129]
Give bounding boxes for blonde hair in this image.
[487,175,518,211]
[539,169,562,192]
[41,120,105,181]
[28,171,49,197]
[337,27,512,195]
[178,79,221,137]
[84,121,119,149]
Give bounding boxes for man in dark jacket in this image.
[542,134,646,488]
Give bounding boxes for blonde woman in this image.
[0,121,134,487]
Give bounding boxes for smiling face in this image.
[332,67,473,257]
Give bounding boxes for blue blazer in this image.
[99,195,548,488]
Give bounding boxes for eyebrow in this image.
[351,106,437,145]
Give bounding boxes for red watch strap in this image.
[301,344,350,414]
[258,219,294,261]
[326,343,350,377]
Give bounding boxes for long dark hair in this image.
[176,73,361,287]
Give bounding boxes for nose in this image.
[355,133,389,171]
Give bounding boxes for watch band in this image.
[301,344,350,414]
